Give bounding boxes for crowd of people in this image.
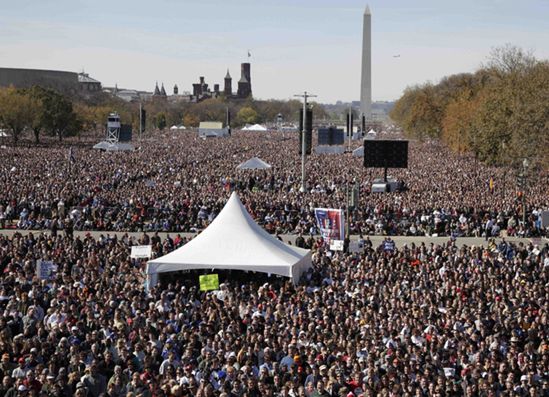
[0,131,547,238]
[0,229,547,396]
[0,131,548,396]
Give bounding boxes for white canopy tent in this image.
[170,125,186,131]
[236,157,272,170]
[242,124,268,132]
[146,192,311,288]
[92,141,134,151]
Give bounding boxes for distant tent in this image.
[242,124,268,132]
[0,130,8,138]
[92,141,134,151]
[170,125,186,131]
[236,157,272,170]
[367,128,377,135]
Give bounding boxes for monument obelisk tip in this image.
[364,5,371,15]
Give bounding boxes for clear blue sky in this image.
[1,0,547,103]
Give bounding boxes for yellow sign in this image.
[199,274,219,291]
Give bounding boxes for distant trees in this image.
[390,45,549,169]
[0,86,81,144]
[0,84,331,144]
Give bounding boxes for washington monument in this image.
[360,5,372,118]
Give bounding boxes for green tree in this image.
[40,88,81,141]
[236,106,258,126]
[0,87,36,144]
[155,112,167,130]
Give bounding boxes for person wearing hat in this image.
[11,358,27,380]
[74,382,88,397]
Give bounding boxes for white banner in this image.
[131,245,152,259]
[36,260,58,280]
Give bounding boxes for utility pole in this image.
[139,102,143,141]
[348,104,352,152]
[294,91,316,193]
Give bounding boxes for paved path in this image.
[1,229,545,248]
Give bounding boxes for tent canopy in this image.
[146,192,311,287]
[242,124,267,131]
[236,157,272,170]
[92,141,134,151]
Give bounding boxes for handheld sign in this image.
[199,274,219,291]
[131,245,152,259]
[36,260,58,280]
[329,240,344,251]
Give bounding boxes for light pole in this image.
[294,91,316,193]
[348,104,352,153]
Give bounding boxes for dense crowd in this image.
[0,229,547,396]
[0,131,547,237]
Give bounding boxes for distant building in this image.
[152,82,167,101]
[0,67,101,96]
[224,70,232,96]
[78,73,102,93]
[189,62,252,102]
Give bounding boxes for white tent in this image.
[170,125,186,131]
[236,157,272,170]
[92,141,134,151]
[242,124,268,132]
[367,128,377,135]
[146,192,311,288]
[352,146,364,157]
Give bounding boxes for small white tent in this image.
[236,157,272,170]
[93,141,134,151]
[146,192,311,288]
[242,124,268,132]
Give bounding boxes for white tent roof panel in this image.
[236,157,272,170]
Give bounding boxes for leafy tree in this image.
[183,114,199,128]
[40,88,81,141]
[236,106,258,126]
[155,112,167,130]
[0,87,36,144]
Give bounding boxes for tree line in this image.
[0,85,329,145]
[390,45,549,170]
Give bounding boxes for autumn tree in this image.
[0,87,36,144]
